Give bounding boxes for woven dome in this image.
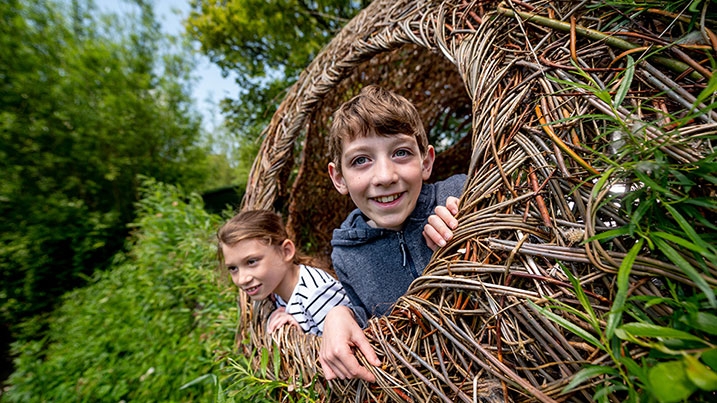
[237,0,716,401]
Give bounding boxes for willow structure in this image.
[235,1,716,401]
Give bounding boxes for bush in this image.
[3,179,238,402]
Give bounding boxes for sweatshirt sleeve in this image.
[331,254,370,328]
[436,174,467,205]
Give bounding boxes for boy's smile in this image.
[329,133,435,231]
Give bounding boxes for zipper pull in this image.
[399,232,407,267]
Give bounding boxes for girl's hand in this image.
[267,307,300,333]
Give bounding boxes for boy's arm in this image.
[305,280,351,334]
[319,305,381,382]
[423,195,460,251]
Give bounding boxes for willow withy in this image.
[235,1,717,402]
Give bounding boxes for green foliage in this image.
[220,351,323,402]
[185,0,367,176]
[0,0,218,334]
[539,40,717,402]
[187,0,367,86]
[3,178,238,402]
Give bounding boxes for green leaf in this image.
[529,301,603,349]
[630,193,654,228]
[618,355,647,384]
[562,365,619,393]
[634,170,670,194]
[260,347,269,378]
[585,226,631,243]
[180,373,216,390]
[618,322,708,344]
[648,360,697,403]
[606,239,643,339]
[653,237,716,307]
[702,348,717,371]
[561,264,600,329]
[662,203,715,256]
[692,63,717,109]
[685,355,717,391]
[613,55,634,108]
[591,168,615,200]
[273,344,281,379]
[681,311,717,335]
[652,231,714,258]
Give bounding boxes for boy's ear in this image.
[328,162,349,195]
[281,239,296,262]
[421,145,435,181]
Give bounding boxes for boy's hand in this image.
[267,307,300,333]
[423,196,460,251]
[319,306,381,382]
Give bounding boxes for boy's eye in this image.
[351,156,369,166]
[394,149,411,158]
[247,258,258,266]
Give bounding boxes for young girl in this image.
[217,209,350,335]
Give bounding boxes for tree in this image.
[185,0,368,159]
[0,0,213,337]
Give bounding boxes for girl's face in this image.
[222,238,298,301]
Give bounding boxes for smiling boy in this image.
[320,85,466,381]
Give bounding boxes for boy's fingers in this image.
[422,225,443,249]
[320,348,361,381]
[434,205,459,230]
[318,349,345,379]
[426,213,454,241]
[353,366,377,383]
[446,196,460,215]
[353,333,381,367]
[319,358,338,380]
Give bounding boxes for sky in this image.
[95,0,237,131]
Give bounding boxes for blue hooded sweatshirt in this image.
[330,174,467,327]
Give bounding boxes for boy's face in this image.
[222,238,297,301]
[328,133,434,231]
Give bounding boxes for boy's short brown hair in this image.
[328,85,428,172]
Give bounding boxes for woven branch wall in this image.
[238,1,716,401]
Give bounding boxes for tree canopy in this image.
[185,0,368,146]
[0,0,217,336]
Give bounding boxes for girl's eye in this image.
[247,258,258,266]
[351,156,369,166]
[227,265,238,273]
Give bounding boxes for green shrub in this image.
[3,179,238,402]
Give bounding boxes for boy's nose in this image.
[372,158,398,186]
[371,158,398,186]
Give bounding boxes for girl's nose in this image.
[234,270,252,287]
[239,271,252,285]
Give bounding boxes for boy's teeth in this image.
[376,194,399,203]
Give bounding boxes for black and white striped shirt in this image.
[274,264,350,336]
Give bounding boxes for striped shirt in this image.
[274,264,350,335]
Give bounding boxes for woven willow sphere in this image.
[237,1,716,402]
